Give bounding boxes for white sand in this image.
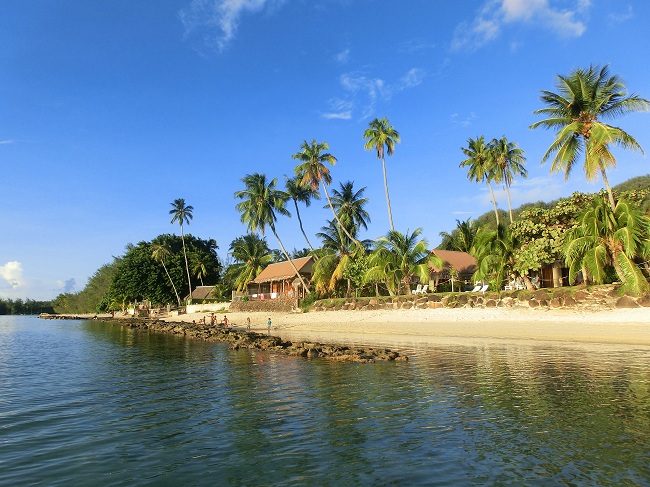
[168,307,650,347]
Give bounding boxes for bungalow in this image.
[184,285,218,303]
[429,250,478,291]
[246,256,313,301]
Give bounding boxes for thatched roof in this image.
[185,286,216,300]
[251,256,313,284]
[430,250,477,275]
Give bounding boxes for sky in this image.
[2,0,650,301]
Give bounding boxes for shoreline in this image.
[164,307,650,347]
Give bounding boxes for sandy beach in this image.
[165,307,650,347]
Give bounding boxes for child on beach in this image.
[246,317,251,331]
[267,317,271,335]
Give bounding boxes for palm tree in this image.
[151,244,182,306]
[365,228,443,296]
[531,64,649,211]
[190,255,207,286]
[489,136,527,223]
[312,220,368,297]
[284,175,320,251]
[169,198,194,304]
[564,195,650,295]
[329,181,371,238]
[227,233,273,292]
[234,173,310,293]
[363,117,400,231]
[472,223,532,291]
[439,218,479,253]
[460,136,500,225]
[292,139,359,245]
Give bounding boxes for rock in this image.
[616,296,640,308]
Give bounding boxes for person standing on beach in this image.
[267,317,271,335]
[246,317,251,331]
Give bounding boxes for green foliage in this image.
[564,196,650,295]
[52,259,121,314]
[0,298,54,315]
[106,234,221,309]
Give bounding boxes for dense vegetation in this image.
[42,64,650,313]
[0,298,54,315]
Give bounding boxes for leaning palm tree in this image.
[284,175,320,251]
[489,136,527,223]
[292,139,359,246]
[363,117,400,231]
[169,198,194,303]
[234,173,310,293]
[151,244,182,306]
[531,64,649,211]
[227,234,273,292]
[365,228,443,296]
[460,136,500,225]
[564,195,650,295]
[329,181,371,239]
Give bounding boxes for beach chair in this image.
[469,284,482,292]
[419,284,429,294]
[412,284,422,295]
[480,284,489,294]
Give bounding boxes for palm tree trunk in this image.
[599,164,617,211]
[487,182,500,226]
[322,183,361,246]
[270,225,310,294]
[180,226,193,304]
[293,199,314,251]
[505,184,514,223]
[161,261,181,306]
[381,157,395,232]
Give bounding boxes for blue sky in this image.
[2,0,649,300]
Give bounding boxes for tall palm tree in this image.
[460,136,500,225]
[227,233,273,292]
[564,195,650,295]
[439,218,479,253]
[292,139,359,246]
[329,181,371,239]
[363,117,400,231]
[151,244,182,306]
[234,173,310,293]
[531,64,649,211]
[284,175,320,251]
[365,228,443,296]
[489,136,527,223]
[169,198,194,304]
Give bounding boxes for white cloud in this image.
[324,68,425,121]
[335,48,350,64]
[0,261,24,289]
[452,0,589,51]
[179,0,286,51]
[0,139,14,145]
[608,4,633,23]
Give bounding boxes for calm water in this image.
[1,316,650,486]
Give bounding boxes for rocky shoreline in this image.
[40,315,408,363]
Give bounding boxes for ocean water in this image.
[1,315,649,486]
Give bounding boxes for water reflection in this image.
[2,316,650,485]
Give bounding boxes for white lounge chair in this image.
[480,284,489,294]
[469,284,482,292]
[412,284,422,295]
[420,284,428,294]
